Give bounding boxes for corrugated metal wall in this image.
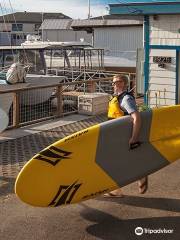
[94,26,143,54]
[43,30,92,44]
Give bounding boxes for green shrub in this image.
[138,104,151,112]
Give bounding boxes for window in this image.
[12,24,23,31]
[5,55,14,62]
[35,24,41,32]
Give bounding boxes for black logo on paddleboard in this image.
[49,181,82,207]
[34,146,72,166]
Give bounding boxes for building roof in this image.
[39,17,143,32]
[40,19,73,30]
[91,14,143,20]
[72,18,143,27]
[109,2,180,15]
[71,18,143,32]
[0,12,71,24]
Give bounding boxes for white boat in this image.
[0,43,66,112]
[0,108,8,133]
[0,73,64,132]
[21,37,102,70]
[0,74,64,106]
[0,91,13,133]
[0,40,103,128]
[0,90,14,113]
[21,34,92,48]
[0,41,103,72]
[19,74,64,105]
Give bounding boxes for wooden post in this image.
[56,85,63,117]
[13,92,20,128]
[87,81,96,93]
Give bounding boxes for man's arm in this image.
[121,95,141,145]
[129,111,141,145]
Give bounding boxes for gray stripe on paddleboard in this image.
[95,110,169,187]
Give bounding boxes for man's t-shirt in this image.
[118,93,137,115]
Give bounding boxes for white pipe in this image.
[42,12,44,41]
[88,0,91,19]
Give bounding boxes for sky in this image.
[1,0,180,19]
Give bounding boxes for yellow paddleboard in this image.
[15,105,180,207]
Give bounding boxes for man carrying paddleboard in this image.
[104,74,148,197]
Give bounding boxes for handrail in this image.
[47,67,136,75]
[0,77,113,94]
[0,74,136,130]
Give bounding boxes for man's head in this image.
[112,74,129,93]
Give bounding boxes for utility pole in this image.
[41,12,44,41]
[88,0,91,19]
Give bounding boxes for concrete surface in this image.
[0,161,180,240]
[0,114,180,240]
[0,114,91,143]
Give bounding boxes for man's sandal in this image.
[104,192,124,198]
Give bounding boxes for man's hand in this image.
[129,137,138,146]
[129,139,141,150]
[130,111,141,142]
[129,111,141,149]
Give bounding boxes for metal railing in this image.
[0,72,136,130]
[47,68,136,82]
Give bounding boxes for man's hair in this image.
[113,74,129,86]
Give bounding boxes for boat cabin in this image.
[0,42,104,76]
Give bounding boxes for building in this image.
[0,12,71,46]
[40,19,92,43]
[71,15,143,72]
[110,1,180,107]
